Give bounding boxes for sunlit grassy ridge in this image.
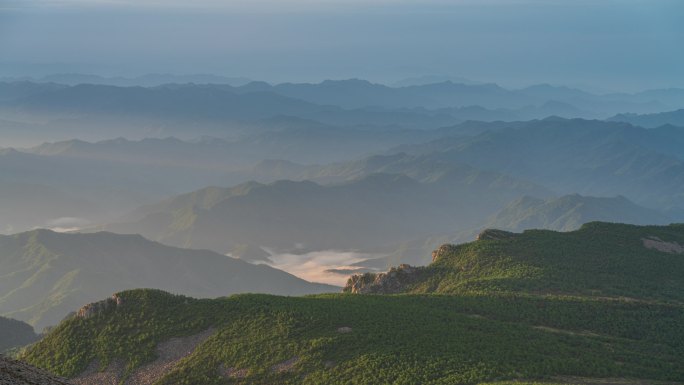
[396,222,684,302]
[21,222,684,384]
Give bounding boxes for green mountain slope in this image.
[21,290,684,384]
[21,222,684,384]
[375,195,673,292]
[0,229,336,330]
[346,222,684,302]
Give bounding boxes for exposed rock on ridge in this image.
[642,236,684,254]
[431,244,459,262]
[344,264,421,294]
[76,294,124,319]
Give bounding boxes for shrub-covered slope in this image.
[348,222,684,302]
[21,222,684,385]
[21,290,684,385]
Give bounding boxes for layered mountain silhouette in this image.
[610,108,684,128]
[486,194,671,232]
[0,229,335,330]
[394,118,684,215]
[99,168,546,257]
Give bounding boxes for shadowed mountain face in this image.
[393,118,684,215]
[0,132,454,232]
[0,229,336,330]
[338,192,675,272]
[486,194,671,233]
[94,143,681,274]
[0,316,37,352]
[99,165,548,258]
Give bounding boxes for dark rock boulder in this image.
[0,355,72,385]
[76,294,124,319]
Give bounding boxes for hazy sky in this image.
[1,0,683,91]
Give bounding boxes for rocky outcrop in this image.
[344,264,421,294]
[0,355,72,385]
[271,357,299,373]
[431,244,459,262]
[73,328,215,385]
[76,294,124,319]
[642,236,684,254]
[477,229,518,241]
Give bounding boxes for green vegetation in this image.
[22,289,684,384]
[20,222,684,384]
[403,222,684,302]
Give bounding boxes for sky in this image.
[0,0,683,91]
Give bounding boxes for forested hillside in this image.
[21,223,684,385]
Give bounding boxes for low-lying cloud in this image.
[262,249,383,286]
[44,217,90,232]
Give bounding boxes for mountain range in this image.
[1,80,683,145]
[0,229,335,330]
[486,194,671,233]
[98,168,547,258]
[610,108,684,128]
[19,222,684,385]
[394,118,684,215]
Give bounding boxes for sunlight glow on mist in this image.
[262,249,383,286]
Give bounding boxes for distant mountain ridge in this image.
[0,229,336,330]
[394,118,684,214]
[99,164,548,259]
[610,108,684,128]
[486,194,671,232]
[0,316,37,352]
[2,80,682,136]
[1,73,252,87]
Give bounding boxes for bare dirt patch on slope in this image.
[642,236,684,254]
[124,328,216,385]
[72,328,215,385]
